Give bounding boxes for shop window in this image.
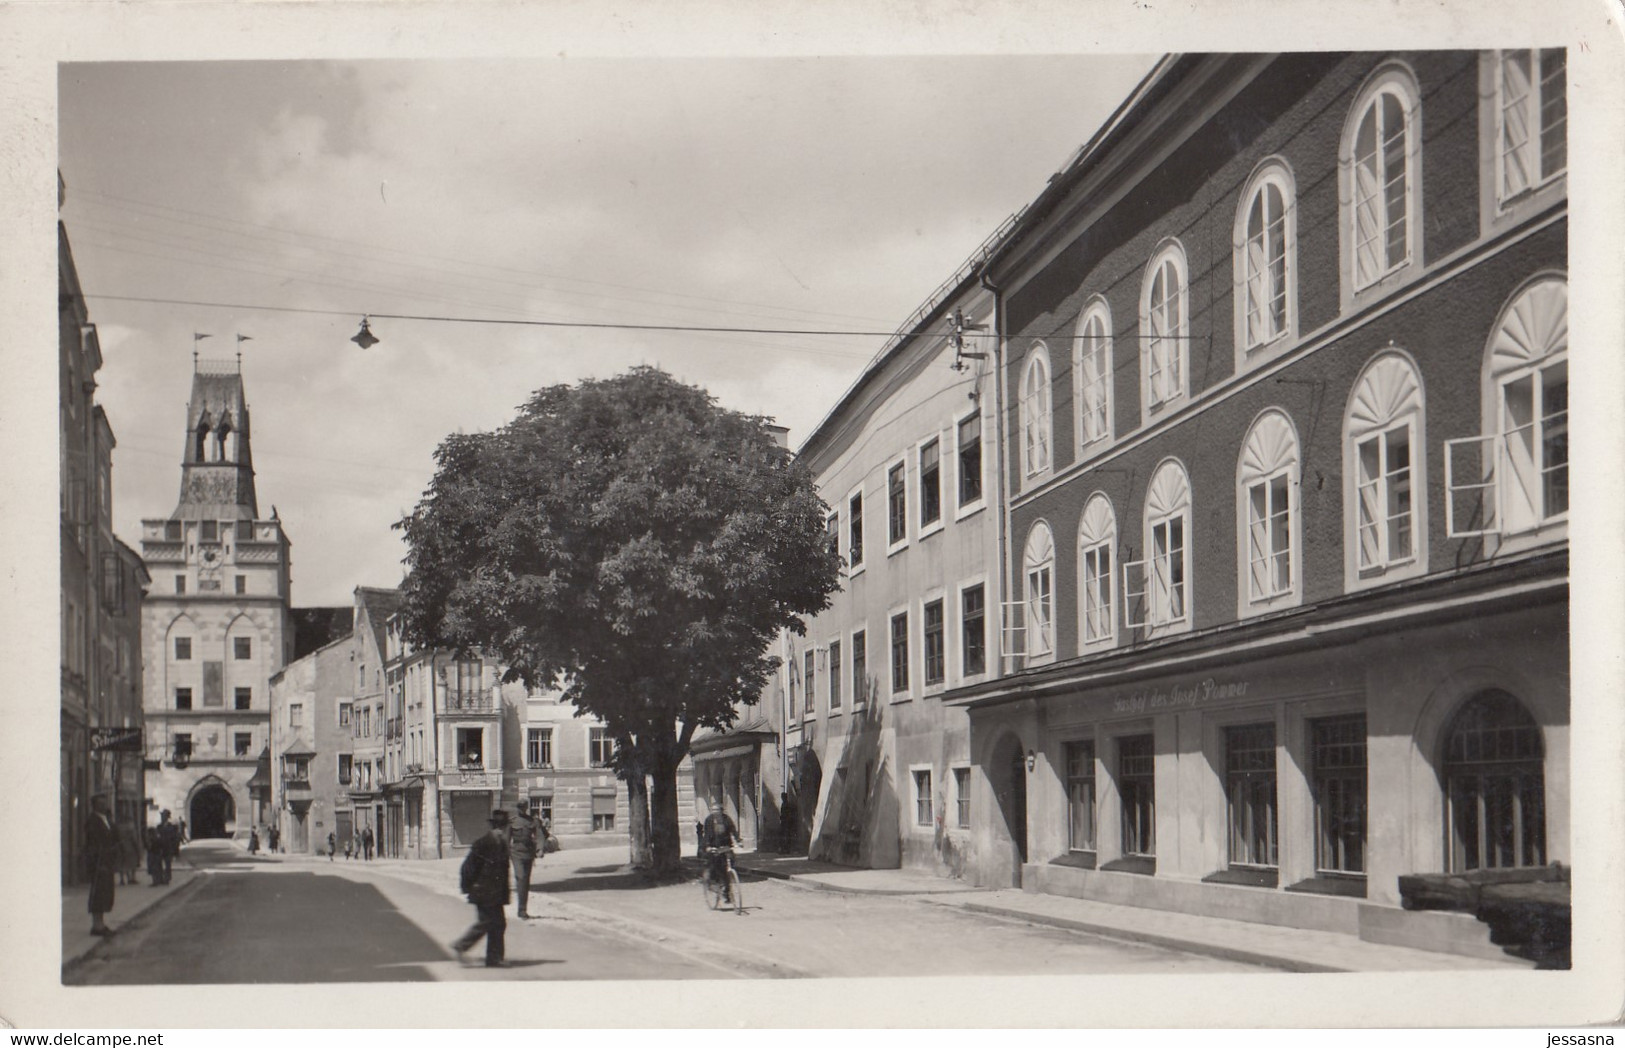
[956,411,983,509]
[1447,276,1568,540]
[829,640,843,711]
[1022,522,1055,661]
[590,726,614,768]
[1074,298,1114,452]
[887,460,908,549]
[1020,344,1053,479]
[1118,735,1155,859]
[1312,714,1367,875]
[851,630,867,707]
[919,438,942,530]
[960,584,986,677]
[1125,460,1192,635]
[1235,161,1297,361]
[1225,724,1278,870]
[848,491,864,570]
[526,727,553,769]
[1238,411,1302,614]
[913,768,933,827]
[1345,352,1426,588]
[889,611,910,695]
[1445,691,1546,871]
[1066,740,1097,853]
[922,598,945,686]
[1343,66,1421,298]
[1078,494,1117,649]
[1140,242,1189,416]
[954,767,971,829]
[1497,50,1566,204]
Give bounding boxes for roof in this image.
[354,586,403,659]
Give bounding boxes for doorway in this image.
[190,783,235,838]
[991,736,1028,886]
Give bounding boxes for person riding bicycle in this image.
[700,803,741,902]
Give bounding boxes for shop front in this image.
[690,714,777,852]
[440,769,499,850]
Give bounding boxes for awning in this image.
[692,742,762,763]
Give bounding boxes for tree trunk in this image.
[626,769,653,869]
[648,744,684,879]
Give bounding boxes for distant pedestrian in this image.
[362,826,374,860]
[116,819,140,885]
[178,819,188,843]
[508,798,541,919]
[145,824,163,883]
[779,792,798,854]
[154,810,179,884]
[85,794,117,935]
[268,825,280,853]
[327,831,336,861]
[344,837,353,861]
[249,829,260,855]
[451,810,512,968]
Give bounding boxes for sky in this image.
[62,55,1156,605]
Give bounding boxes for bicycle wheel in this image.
[727,868,743,914]
[702,870,719,909]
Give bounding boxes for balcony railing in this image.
[442,694,496,713]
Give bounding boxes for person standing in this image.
[508,798,541,920]
[778,791,799,854]
[451,810,511,968]
[327,831,336,861]
[85,795,118,935]
[154,810,179,884]
[362,825,374,861]
[116,818,140,885]
[268,825,280,854]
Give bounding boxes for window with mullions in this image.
[1141,243,1189,415]
[1020,346,1053,478]
[1126,461,1191,634]
[919,439,941,529]
[1235,163,1297,357]
[922,598,945,686]
[804,649,817,716]
[1356,425,1413,568]
[1075,299,1113,451]
[526,727,553,769]
[825,512,839,561]
[890,612,910,694]
[1239,411,1301,613]
[1346,69,1420,292]
[589,726,614,768]
[1498,50,1567,204]
[848,492,864,569]
[1065,740,1097,853]
[829,640,842,711]
[1022,523,1055,660]
[1078,494,1116,648]
[1445,691,1546,872]
[954,767,971,829]
[1312,715,1367,875]
[1346,353,1425,587]
[913,769,933,827]
[851,630,867,706]
[1119,735,1155,858]
[960,584,986,677]
[887,462,907,547]
[1225,723,1278,869]
[957,413,983,507]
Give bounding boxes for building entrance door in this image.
[991,737,1028,887]
[190,783,235,838]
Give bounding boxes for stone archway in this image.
[190,782,236,839]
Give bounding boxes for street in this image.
[66,842,1265,983]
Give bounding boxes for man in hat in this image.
[154,809,179,884]
[85,794,118,935]
[452,809,512,968]
[508,798,543,919]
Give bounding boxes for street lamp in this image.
[351,317,380,350]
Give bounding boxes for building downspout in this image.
[980,268,1010,677]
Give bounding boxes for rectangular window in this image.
[1150,516,1186,624]
[851,630,867,707]
[173,734,192,762]
[788,654,798,720]
[165,520,182,541]
[234,687,252,711]
[804,650,817,717]
[961,584,986,676]
[593,813,616,832]
[1119,735,1155,857]
[175,575,186,595]
[1225,724,1279,868]
[234,732,252,757]
[954,767,971,828]
[339,703,351,727]
[1501,359,1568,530]
[1082,541,1113,642]
[362,707,371,737]
[457,728,484,769]
[289,703,304,727]
[526,727,553,769]
[1356,424,1414,571]
[922,598,945,686]
[237,520,255,541]
[590,727,614,768]
[890,611,909,694]
[825,512,839,561]
[1066,740,1097,852]
[829,640,842,711]
[913,769,933,827]
[848,493,864,568]
[200,520,218,542]
[175,687,192,711]
[234,575,247,595]
[919,439,941,528]
[957,414,982,507]
[1246,473,1293,601]
[338,754,353,785]
[174,637,192,661]
[887,462,907,546]
[1313,715,1367,875]
[234,636,252,660]
[1500,49,1567,200]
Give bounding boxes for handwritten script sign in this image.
[1111,677,1249,715]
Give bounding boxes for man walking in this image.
[154,810,179,884]
[452,810,511,968]
[508,798,542,920]
[85,794,118,935]
[362,826,374,861]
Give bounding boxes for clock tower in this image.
[140,356,293,840]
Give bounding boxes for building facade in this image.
[140,357,294,839]
[267,633,353,854]
[945,51,1568,944]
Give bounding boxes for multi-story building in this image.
[140,356,294,838]
[944,51,1568,946]
[342,586,398,854]
[267,633,353,854]
[60,194,149,884]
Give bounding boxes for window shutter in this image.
[1444,434,1500,538]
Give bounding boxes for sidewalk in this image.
[61,859,202,973]
[735,854,1534,973]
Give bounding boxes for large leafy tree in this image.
[397,367,839,876]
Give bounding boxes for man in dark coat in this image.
[508,798,542,920]
[451,810,511,968]
[153,810,179,884]
[85,794,117,935]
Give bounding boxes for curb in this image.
[62,874,210,978]
[735,863,987,898]
[924,898,1339,974]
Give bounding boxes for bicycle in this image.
[700,845,743,914]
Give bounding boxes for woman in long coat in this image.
[85,795,118,935]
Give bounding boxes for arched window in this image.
[195,416,211,462]
[1126,460,1192,634]
[1077,494,1117,649]
[1237,410,1302,614]
[1343,66,1421,296]
[1141,242,1189,415]
[1020,346,1053,479]
[1234,161,1297,362]
[1444,691,1545,871]
[216,417,234,463]
[1022,521,1055,661]
[1074,298,1114,452]
[1344,352,1426,588]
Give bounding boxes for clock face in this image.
[201,548,220,567]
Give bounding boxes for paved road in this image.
[67,842,1264,983]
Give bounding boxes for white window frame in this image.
[827,635,844,714]
[954,575,990,684]
[909,764,935,832]
[1447,275,1569,545]
[849,624,869,711]
[1073,297,1115,456]
[803,647,818,722]
[920,589,949,693]
[1140,240,1190,418]
[525,726,553,769]
[952,764,973,830]
[1478,52,1568,236]
[917,433,946,540]
[1021,521,1056,664]
[953,407,987,519]
[1344,351,1428,591]
[1237,410,1303,617]
[846,484,866,577]
[1341,63,1423,308]
[1494,50,1567,211]
[885,456,910,556]
[1124,459,1192,636]
[1019,344,1054,481]
[1077,493,1118,651]
[1233,159,1299,368]
[888,605,911,700]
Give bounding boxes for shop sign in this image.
[444,770,497,789]
[1111,676,1250,715]
[90,727,143,752]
